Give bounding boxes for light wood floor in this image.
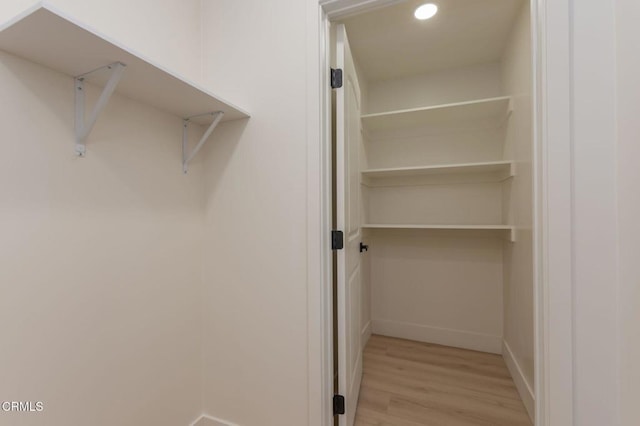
[354,335,532,426]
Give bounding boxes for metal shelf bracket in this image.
[182,111,225,174]
[74,62,126,157]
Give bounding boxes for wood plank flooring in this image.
[354,335,532,426]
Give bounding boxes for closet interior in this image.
[334,0,535,423]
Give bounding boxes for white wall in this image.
[571,0,620,424]
[199,1,311,425]
[370,231,505,354]
[0,1,205,425]
[366,62,504,114]
[615,1,640,425]
[500,3,534,418]
[367,183,503,225]
[0,56,204,426]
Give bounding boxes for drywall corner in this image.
[503,340,535,422]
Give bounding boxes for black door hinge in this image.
[331,68,343,89]
[333,394,346,415]
[331,230,344,250]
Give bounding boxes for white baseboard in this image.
[502,340,535,422]
[361,320,372,346]
[372,319,502,354]
[190,414,240,426]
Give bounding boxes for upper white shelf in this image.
[361,160,514,180]
[361,96,511,132]
[0,4,249,126]
[362,223,516,242]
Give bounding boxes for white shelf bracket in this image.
[74,62,126,157]
[182,111,225,174]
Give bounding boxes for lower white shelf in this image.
[361,224,516,242]
[361,161,515,180]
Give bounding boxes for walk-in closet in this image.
[331,1,535,424]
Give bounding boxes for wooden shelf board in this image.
[361,96,511,132]
[361,161,514,179]
[0,4,249,125]
[362,224,516,241]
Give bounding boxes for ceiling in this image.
[341,0,525,83]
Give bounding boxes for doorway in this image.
[329,1,537,425]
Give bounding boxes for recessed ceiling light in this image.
[414,3,438,20]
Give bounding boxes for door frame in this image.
[306,0,574,425]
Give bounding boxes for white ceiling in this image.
[341,0,525,83]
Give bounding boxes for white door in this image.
[335,23,363,426]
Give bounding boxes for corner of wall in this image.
[502,340,535,422]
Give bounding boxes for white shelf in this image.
[0,4,249,126]
[361,96,511,132]
[361,161,514,180]
[362,224,516,242]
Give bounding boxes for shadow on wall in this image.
[1,51,72,138]
[202,117,250,202]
